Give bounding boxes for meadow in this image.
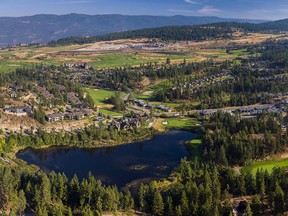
[164,118,198,129]
[242,158,288,175]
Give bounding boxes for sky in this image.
[1,0,288,20]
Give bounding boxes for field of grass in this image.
[99,108,123,117]
[0,40,252,73]
[242,158,288,175]
[164,118,197,129]
[87,88,125,117]
[196,48,249,60]
[86,88,125,105]
[0,44,197,72]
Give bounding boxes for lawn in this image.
[164,118,197,129]
[86,88,125,105]
[242,158,288,175]
[87,88,125,117]
[99,108,123,117]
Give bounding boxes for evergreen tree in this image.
[152,190,164,216]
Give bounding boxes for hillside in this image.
[48,19,288,46]
[0,13,266,46]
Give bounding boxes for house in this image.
[113,121,121,131]
[82,109,93,116]
[156,105,171,112]
[121,121,131,130]
[65,112,85,120]
[64,62,92,70]
[129,119,141,128]
[67,92,83,107]
[46,113,65,122]
[4,106,32,116]
[95,116,104,122]
[200,110,217,116]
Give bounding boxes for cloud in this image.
[198,5,221,14]
[184,0,198,4]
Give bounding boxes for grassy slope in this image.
[164,118,198,129]
[242,158,288,175]
[0,45,197,72]
[86,88,124,116]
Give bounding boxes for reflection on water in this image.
[17,130,197,188]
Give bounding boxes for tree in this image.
[166,58,171,64]
[245,203,253,216]
[180,191,189,216]
[152,190,164,216]
[175,206,182,216]
[251,195,262,215]
[274,183,284,214]
[165,196,174,216]
[17,190,26,215]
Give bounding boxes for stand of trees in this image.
[201,112,288,166]
[136,160,288,216]
[0,167,133,215]
[0,124,153,154]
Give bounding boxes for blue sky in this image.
[1,0,288,20]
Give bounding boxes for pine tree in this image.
[165,196,174,216]
[245,203,253,216]
[274,182,284,214]
[175,205,182,216]
[180,191,189,216]
[152,190,164,216]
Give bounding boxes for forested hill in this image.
[0,14,266,46]
[48,19,288,46]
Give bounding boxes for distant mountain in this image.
[0,13,267,46]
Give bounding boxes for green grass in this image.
[87,88,125,105]
[147,80,174,91]
[0,61,32,73]
[99,108,123,117]
[164,118,197,129]
[242,158,288,175]
[89,53,193,69]
[87,88,125,117]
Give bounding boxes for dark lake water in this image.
[17,130,197,188]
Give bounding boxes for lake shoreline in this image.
[12,128,160,165]
[16,129,198,187]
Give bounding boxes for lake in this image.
[17,130,197,188]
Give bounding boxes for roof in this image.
[46,113,65,119]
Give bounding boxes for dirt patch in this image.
[280,151,288,159]
[141,77,151,87]
[44,119,92,132]
[153,118,166,132]
[0,113,40,132]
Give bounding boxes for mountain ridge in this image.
[0,13,268,46]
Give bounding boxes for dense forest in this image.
[201,112,288,165]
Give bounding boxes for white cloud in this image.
[184,0,198,4]
[198,5,221,14]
